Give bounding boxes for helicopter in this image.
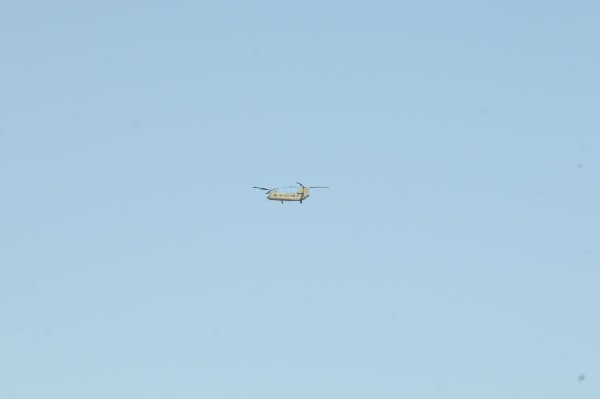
[253,182,329,204]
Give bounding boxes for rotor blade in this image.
[296,182,305,187]
[253,187,271,191]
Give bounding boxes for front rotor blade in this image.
[253,186,271,191]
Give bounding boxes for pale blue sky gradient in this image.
[1,1,599,398]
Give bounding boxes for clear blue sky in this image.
[1,1,598,398]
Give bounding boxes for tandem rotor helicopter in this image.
[253,182,329,204]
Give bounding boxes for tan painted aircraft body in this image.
[254,183,329,204]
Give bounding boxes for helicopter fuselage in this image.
[254,183,328,203]
[267,188,310,203]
